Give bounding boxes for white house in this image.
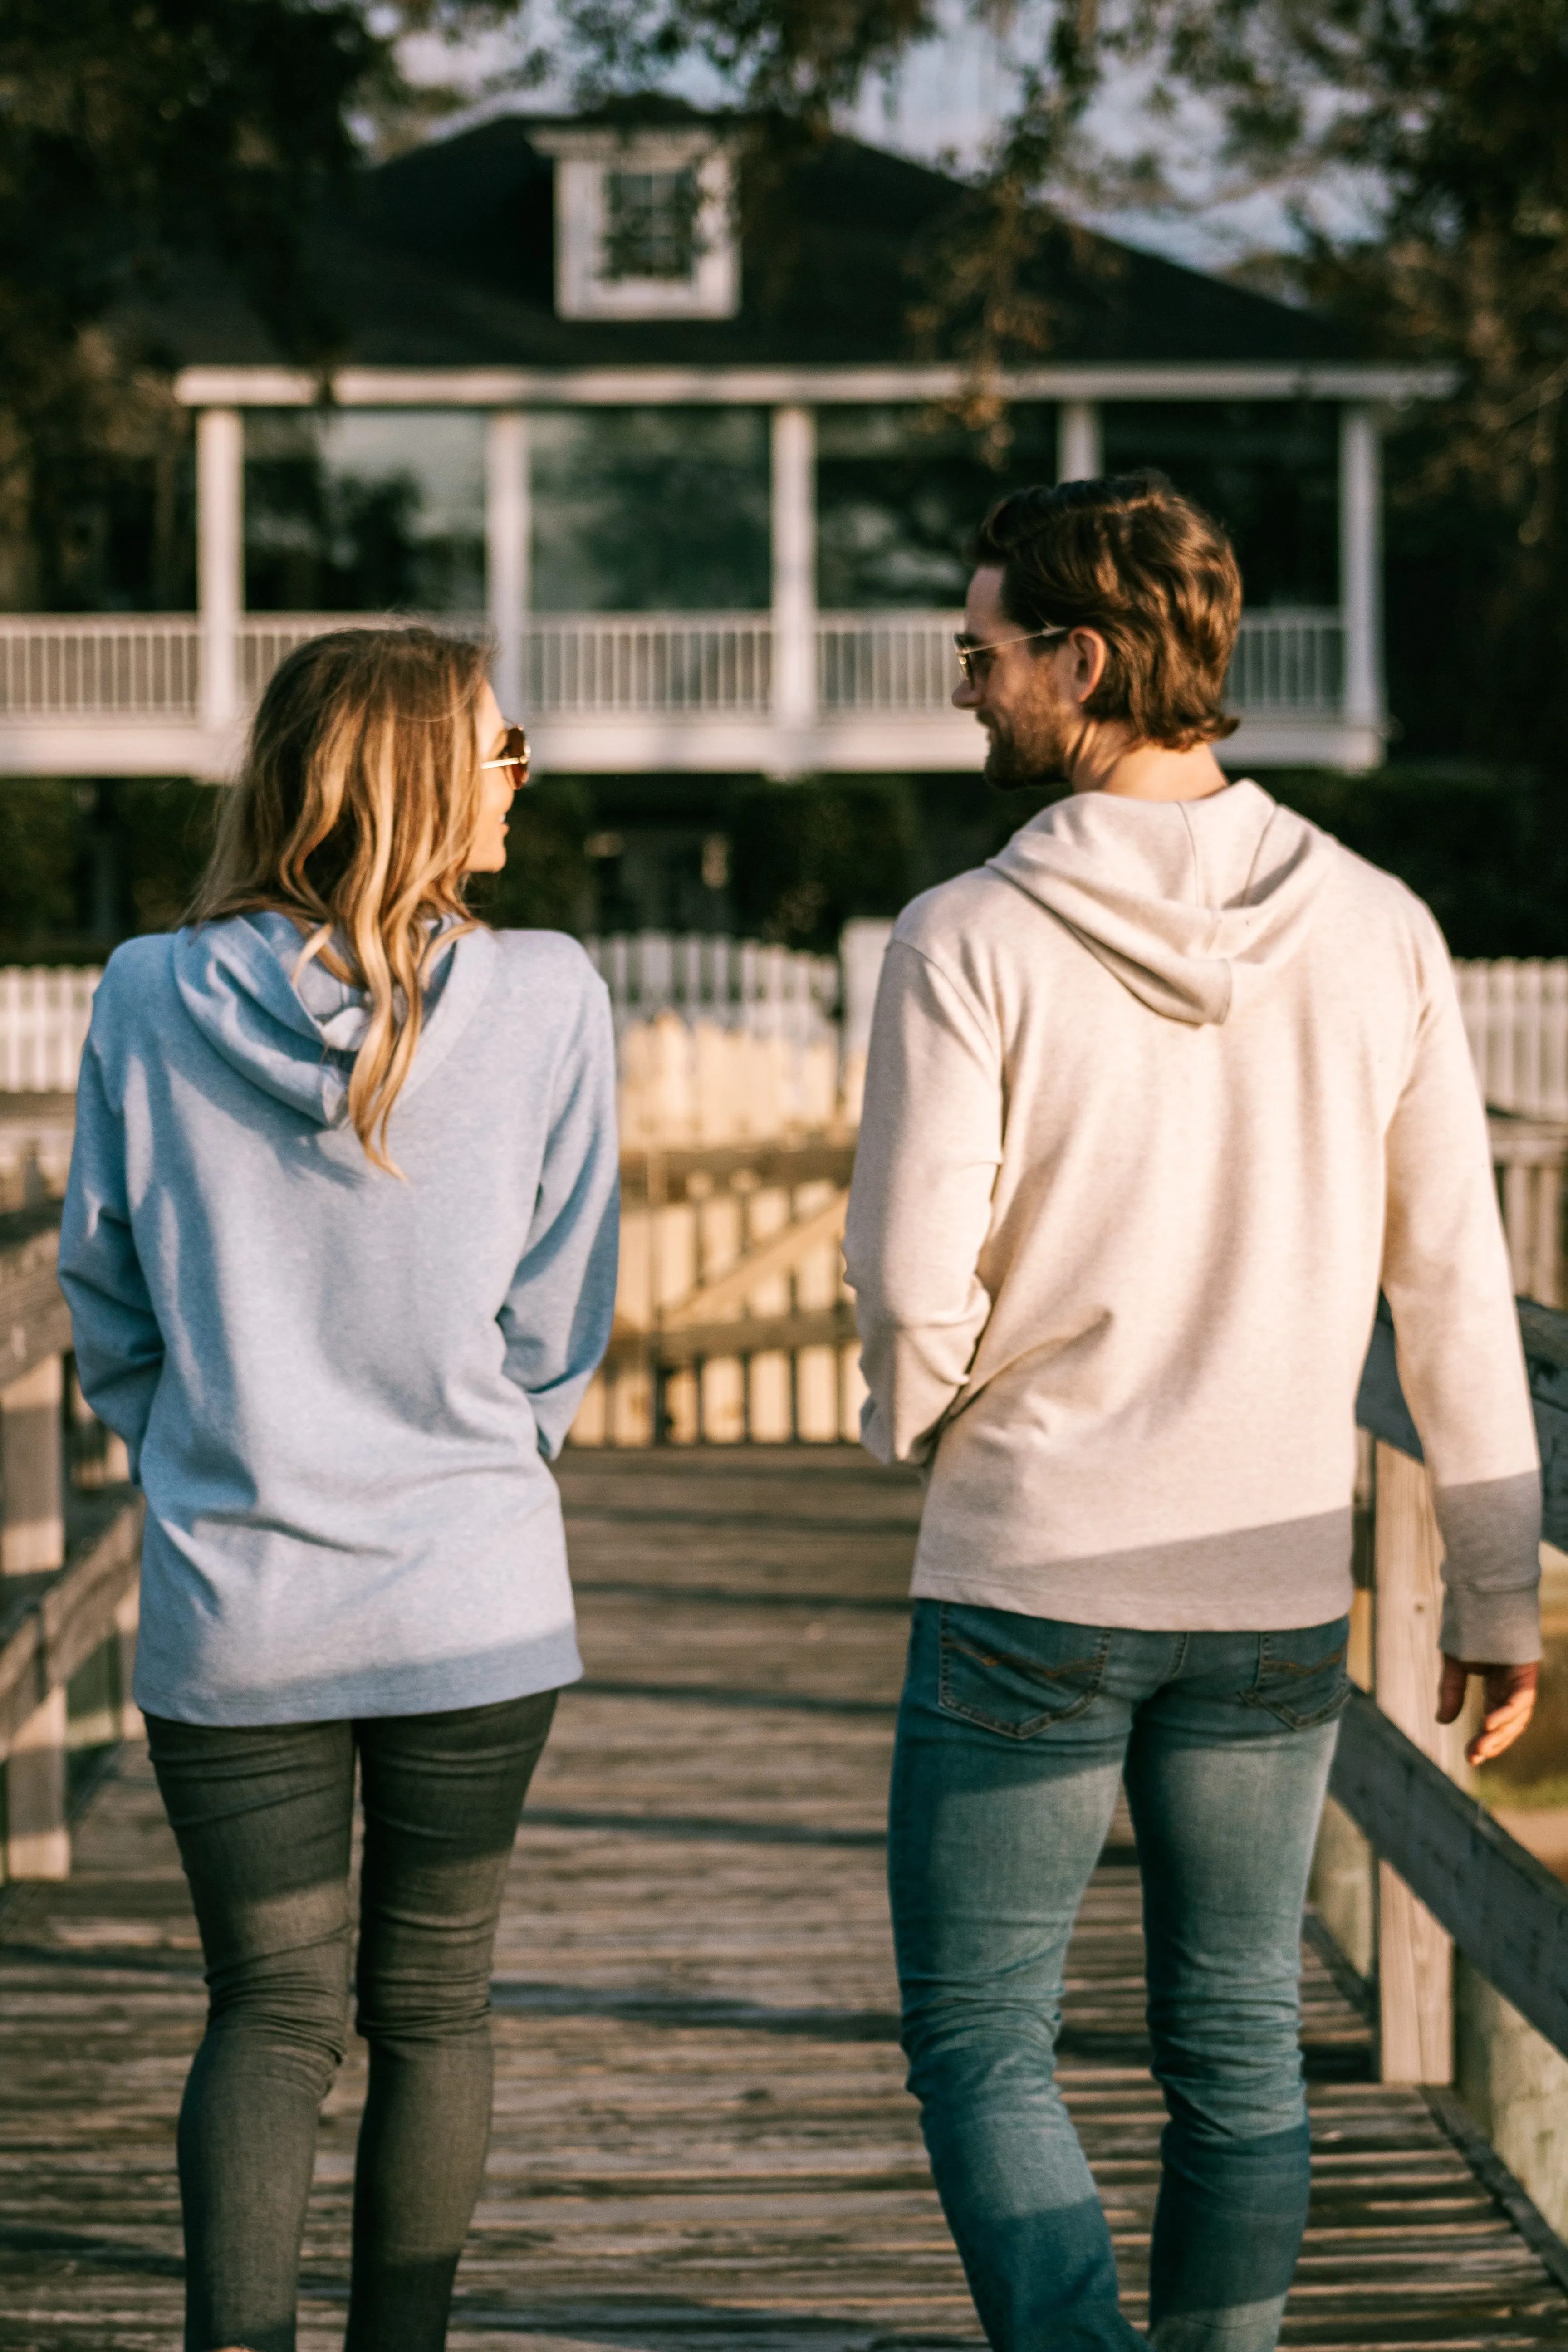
[0,104,1449,791]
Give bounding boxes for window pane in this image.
[530,410,770,611]
[603,169,701,281]
[244,410,485,613]
[817,405,1058,609]
[1100,403,1338,607]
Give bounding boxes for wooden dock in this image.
[4,1445,1568,2349]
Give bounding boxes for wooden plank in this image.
[621,1305,857,1372]
[1331,1687,1568,2061]
[620,1139,858,1203]
[658,1190,847,1330]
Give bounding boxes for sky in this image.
[394,3,1385,280]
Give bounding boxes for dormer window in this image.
[603,167,701,281]
[536,128,740,321]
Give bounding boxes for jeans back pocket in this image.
[1247,1619,1353,1730]
[937,1603,1112,1740]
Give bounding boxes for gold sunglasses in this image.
[954,625,1071,684]
[480,723,531,788]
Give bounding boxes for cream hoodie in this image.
[843,780,1542,1660]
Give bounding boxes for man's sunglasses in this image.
[480,723,532,788]
[953,625,1071,684]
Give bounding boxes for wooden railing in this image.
[0,1205,141,1885]
[576,1137,860,1446]
[1330,1294,1568,2091]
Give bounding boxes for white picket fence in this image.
[583,933,839,1044]
[5,949,1568,1121]
[1455,960,1568,1121]
[583,935,843,1147]
[0,968,100,1092]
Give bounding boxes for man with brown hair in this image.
[843,472,1542,2350]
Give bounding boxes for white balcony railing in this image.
[0,615,202,716]
[818,613,960,712]
[1225,608,1343,715]
[524,614,772,715]
[0,607,1347,723]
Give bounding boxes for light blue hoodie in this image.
[59,915,618,1725]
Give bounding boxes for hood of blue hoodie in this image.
[986,778,1340,1026]
[172,912,497,1124]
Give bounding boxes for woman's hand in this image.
[1436,1656,1539,1767]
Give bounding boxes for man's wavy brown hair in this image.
[187,625,490,1173]
[972,471,1242,750]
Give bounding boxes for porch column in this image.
[1057,400,1102,483]
[197,407,244,736]
[486,410,529,720]
[771,404,817,769]
[1340,403,1385,747]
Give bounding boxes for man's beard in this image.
[982,701,1075,792]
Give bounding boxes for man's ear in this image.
[1064,627,1109,706]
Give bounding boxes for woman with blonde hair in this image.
[60,625,618,2352]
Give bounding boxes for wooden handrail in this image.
[0,1202,140,1882]
[1336,1288,1568,2075]
[0,1496,142,1762]
[0,1201,72,1385]
[1332,1690,1568,2056]
[618,1136,857,1205]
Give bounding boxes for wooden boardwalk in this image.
[3,1445,1568,2349]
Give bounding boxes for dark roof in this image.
[145,111,1365,372]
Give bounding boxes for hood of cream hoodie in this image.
[985,777,1338,1026]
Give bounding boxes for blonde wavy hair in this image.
[188,625,491,1172]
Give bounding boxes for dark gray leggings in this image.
[147,1691,557,2352]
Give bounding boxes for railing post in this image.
[1,1354,65,1576]
[1372,1439,1457,2082]
[1339,403,1384,759]
[1057,401,1102,482]
[6,1686,69,1881]
[114,1585,142,1740]
[486,410,529,721]
[197,406,244,738]
[770,404,816,774]
[2,1352,69,1881]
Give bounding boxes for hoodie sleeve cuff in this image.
[1439,1580,1542,1666]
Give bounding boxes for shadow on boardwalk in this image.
[2,1446,1566,2349]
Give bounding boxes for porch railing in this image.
[0,615,201,716]
[525,614,771,715]
[0,608,1350,722]
[1224,607,1344,714]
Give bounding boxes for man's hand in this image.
[1437,1656,1539,1766]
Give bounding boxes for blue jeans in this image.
[887,1602,1349,2352]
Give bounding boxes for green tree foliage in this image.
[0,0,403,603]
[467,781,598,934]
[0,778,218,961]
[1101,0,1568,770]
[729,779,918,947]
